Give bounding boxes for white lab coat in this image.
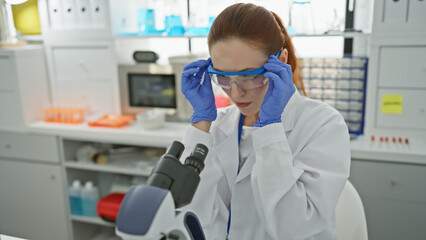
[180,91,351,240]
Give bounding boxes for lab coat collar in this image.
[213,91,301,186]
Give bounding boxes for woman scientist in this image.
[180,3,350,240]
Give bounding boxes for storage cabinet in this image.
[0,131,70,240]
[0,160,69,240]
[0,46,50,128]
[373,0,426,33]
[378,46,426,89]
[349,159,426,240]
[0,55,16,91]
[0,92,23,127]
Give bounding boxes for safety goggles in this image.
[206,48,282,90]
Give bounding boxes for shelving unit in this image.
[113,32,371,40]
[64,162,153,177]
[54,131,173,240]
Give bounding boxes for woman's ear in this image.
[279,48,289,63]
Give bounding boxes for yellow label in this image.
[381,94,403,114]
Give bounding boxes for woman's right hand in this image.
[181,58,217,123]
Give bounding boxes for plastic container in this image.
[11,0,41,35]
[136,109,166,130]
[88,114,135,128]
[69,180,83,215]
[81,181,100,217]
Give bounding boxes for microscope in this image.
[115,141,208,240]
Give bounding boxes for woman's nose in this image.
[230,82,246,98]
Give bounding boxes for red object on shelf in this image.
[392,137,396,143]
[405,138,409,144]
[398,137,402,143]
[371,135,375,141]
[97,193,126,222]
[380,137,383,142]
[385,137,389,142]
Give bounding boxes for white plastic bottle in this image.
[69,180,83,215]
[81,181,99,217]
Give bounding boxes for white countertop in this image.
[2,121,426,165]
[26,121,189,148]
[350,135,426,164]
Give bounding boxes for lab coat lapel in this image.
[214,91,301,187]
[235,91,300,183]
[214,108,240,192]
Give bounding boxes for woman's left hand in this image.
[253,55,296,127]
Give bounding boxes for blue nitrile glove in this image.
[181,58,217,123]
[253,55,296,127]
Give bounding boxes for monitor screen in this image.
[128,73,176,109]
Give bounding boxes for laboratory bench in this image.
[1,123,426,240]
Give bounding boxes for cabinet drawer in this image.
[0,55,16,91]
[350,160,426,203]
[378,46,426,88]
[0,131,60,163]
[52,46,114,81]
[376,89,426,130]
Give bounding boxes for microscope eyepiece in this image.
[184,143,208,174]
[165,141,185,160]
[147,141,208,208]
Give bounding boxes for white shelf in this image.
[113,32,371,39]
[70,215,115,227]
[291,32,371,38]
[115,34,207,39]
[65,161,153,176]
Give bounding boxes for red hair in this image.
[208,3,306,96]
